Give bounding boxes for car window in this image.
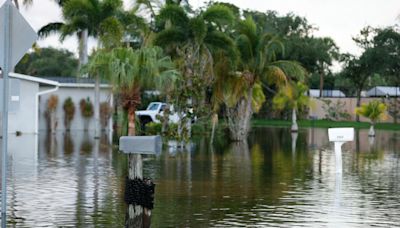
[160,104,166,112]
[147,103,159,111]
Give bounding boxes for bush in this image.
[80,97,94,118]
[63,97,75,131]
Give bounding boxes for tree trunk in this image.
[161,95,171,135]
[78,29,89,75]
[210,113,218,144]
[94,75,100,138]
[368,123,375,137]
[291,108,298,132]
[227,88,253,141]
[127,107,136,136]
[319,71,324,98]
[356,90,362,122]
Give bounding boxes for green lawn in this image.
[252,119,400,131]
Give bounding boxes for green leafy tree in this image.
[154,2,236,139]
[273,82,309,131]
[15,47,78,77]
[340,27,386,121]
[215,16,306,141]
[243,10,339,96]
[355,100,387,137]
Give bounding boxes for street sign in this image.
[0,0,37,69]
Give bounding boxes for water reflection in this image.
[0,128,399,227]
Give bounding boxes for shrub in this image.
[80,97,94,118]
[63,97,75,131]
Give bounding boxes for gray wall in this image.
[39,85,113,132]
[0,79,39,135]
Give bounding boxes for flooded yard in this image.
[1,127,400,227]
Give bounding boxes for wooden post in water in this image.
[119,136,161,228]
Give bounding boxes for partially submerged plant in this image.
[100,102,113,130]
[45,95,59,133]
[80,97,94,131]
[355,100,387,137]
[63,97,75,131]
[273,82,309,132]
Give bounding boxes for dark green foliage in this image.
[15,47,78,77]
[80,97,94,118]
[63,97,76,131]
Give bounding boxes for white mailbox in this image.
[119,135,162,155]
[328,128,354,142]
[328,128,354,174]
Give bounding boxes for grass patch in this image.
[252,119,400,131]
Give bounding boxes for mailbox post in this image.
[328,128,354,173]
[119,136,161,228]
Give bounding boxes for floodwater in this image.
[1,127,400,227]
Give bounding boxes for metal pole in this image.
[1,1,11,226]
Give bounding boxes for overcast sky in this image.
[5,0,400,57]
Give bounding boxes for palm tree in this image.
[38,0,125,72]
[154,3,237,139]
[94,46,178,135]
[214,17,306,141]
[273,82,309,132]
[355,100,387,137]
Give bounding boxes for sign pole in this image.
[1,0,11,227]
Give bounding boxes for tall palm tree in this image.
[273,81,309,132]
[38,0,125,72]
[154,3,237,139]
[214,17,306,141]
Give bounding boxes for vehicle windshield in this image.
[147,103,160,111]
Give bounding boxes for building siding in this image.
[39,86,113,132]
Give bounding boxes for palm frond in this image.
[202,4,235,28]
[270,60,307,82]
[38,22,64,38]
[158,4,189,28]
[154,28,187,48]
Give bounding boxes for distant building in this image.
[308,89,346,98]
[366,86,400,97]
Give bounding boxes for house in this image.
[1,73,59,135]
[366,86,400,97]
[308,89,346,97]
[1,73,113,135]
[39,77,113,132]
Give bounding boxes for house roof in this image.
[9,73,60,86]
[41,76,111,88]
[41,76,109,84]
[366,86,400,97]
[309,89,346,97]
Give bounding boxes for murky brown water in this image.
[1,127,400,227]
